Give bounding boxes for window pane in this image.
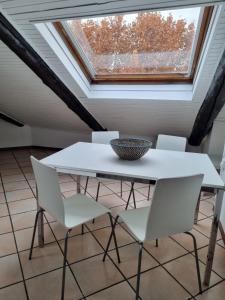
[65,8,201,76]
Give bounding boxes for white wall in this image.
[0,122,91,149]
[0,120,32,148]
[31,126,90,148]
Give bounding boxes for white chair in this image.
[104,174,204,299]
[156,134,187,152]
[29,156,120,300]
[126,134,187,208]
[84,131,122,201]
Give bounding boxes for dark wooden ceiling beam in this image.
[188,49,225,146]
[0,13,106,131]
[0,112,24,127]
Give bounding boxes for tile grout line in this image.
[0,167,29,299]
[27,149,87,299]
[43,214,87,300]
[1,148,224,299]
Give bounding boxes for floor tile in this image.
[0,232,16,257]
[97,194,126,208]
[86,281,135,299]
[196,281,225,299]
[1,148,225,300]
[217,240,225,248]
[4,181,30,192]
[0,163,19,170]
[25,173,34,180]
[11,211,37,231]
[172,229,209,252]
[15,224,55,251]
[49,221,83,241]
[144,237,187,263]
[58,174,74,184]
[60,181,77,193]
[0,216,12,234]
[122,189,147,203]
[164,253,221,295]
[106,182,131,194]
[60,233,103,264]
[20,242,63,279]
[0,282,27,300]
[0,203,9,217]
[137,185,155,198]
[27,179,36,188]
[199,201,214,217]
[109,243,158,278]
[8,198,37,215]
[194,218,221,240]
[26,267,82,300]
[198,245,225,278]
[6,189,33,202]
[0,192,6,203]
[0,253,23,288]
[93,225,134,250]
[1,168,23,177]
[71,254,123,296]
[87,184,113,198]
[129,266,190,300]
[86,213,111,231]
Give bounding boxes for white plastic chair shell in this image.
[119,174,204,242]
[156,134,187,152]
[92,131,119,144]
[31,156,110,228]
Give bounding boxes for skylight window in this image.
[54,7,212,83]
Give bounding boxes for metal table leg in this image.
[204,189,224,286]
[77,175,81,194]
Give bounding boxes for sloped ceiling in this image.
[0,0,225,138]
[0,40,90,132]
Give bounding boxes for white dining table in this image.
[40,142,225,286]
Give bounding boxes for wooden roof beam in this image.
[0,13,106,132]
[189,49,225,146]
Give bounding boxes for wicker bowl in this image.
[110,138,152,161]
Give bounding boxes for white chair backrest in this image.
[145,174,203,240]
[92,131,119,144]
[31,156,64,225]
[156,134,187,151]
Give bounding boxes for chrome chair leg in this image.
[61,229,71,300]
[93,182,101,223]
[136,243,143,300]
[29,208,43,260]
[185,232,202,294]
[103,215,120,263]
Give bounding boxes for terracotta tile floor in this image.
[0,147,225,300]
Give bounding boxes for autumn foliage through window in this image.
[55,7,210,82]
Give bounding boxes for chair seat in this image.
[63,194,110,228]
[119,206,151,242]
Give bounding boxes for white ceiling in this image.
[0,0,225,138]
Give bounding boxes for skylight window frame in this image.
[54,6,213,84]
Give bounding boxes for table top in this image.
[41,142,224,189]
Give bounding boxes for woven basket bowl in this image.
[110,138,152,161]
